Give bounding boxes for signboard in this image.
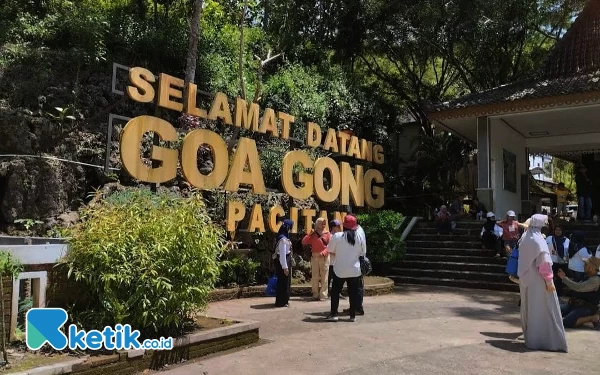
[118,67,385,233]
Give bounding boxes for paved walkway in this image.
[158,286,599,375]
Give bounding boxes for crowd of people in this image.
[272,214,367,322]
[435,197,600,351]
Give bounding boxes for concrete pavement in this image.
[155,285,600,375]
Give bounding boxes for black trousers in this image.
[328,265,334,293]
[330,271,360,318]
[275,254,292,307]
[552,263,568,296]
[357,275,364,313]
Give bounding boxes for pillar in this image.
[476,116,493,212]
[521,147,532,218]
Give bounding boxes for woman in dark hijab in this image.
[274,219,294,307]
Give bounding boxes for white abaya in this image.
[517,214,568,352]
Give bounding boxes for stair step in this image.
[411,228,475,235]
[409,234,480,241]
[403,254,507,265]
[390,268,510,283]
[406,240,482,249]
[416,220,484,229]
[406,247,497,256]
[394,261,506,273]
[389,275,519,292]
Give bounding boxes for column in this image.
[521,148,532,219]
[476,116,493,212]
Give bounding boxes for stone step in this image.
[403,253,507,265]
[406,240,482,249]
[416,220,483,229]
[390,267,510,283]
[406,247,497,256]
[389,275,519,292]
[411,228,479,235]
[409,234,480,242]
[394,261,506,273]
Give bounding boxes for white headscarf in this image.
[517,214,552,287]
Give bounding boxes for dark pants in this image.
[436,220,452,234]
[552,263,567,296]
[328,265,334,293]
[570,270,586,283]
[357,275,364,314]
[561,303,596,328]
[578,196,592,221]
[482,233,500,252]
[275,254,292,307]
[330,271,360,318]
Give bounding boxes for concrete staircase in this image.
[390,220,518,292]
[390,219,600,292]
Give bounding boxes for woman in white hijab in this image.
[517,214,568,352]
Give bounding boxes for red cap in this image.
[343,215,358,230]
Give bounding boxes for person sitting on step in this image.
[557,257,600,330]
[481,212,503,256]
[436,205,453,235]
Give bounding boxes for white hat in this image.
[507,210,516,217]
[486,212,495,218]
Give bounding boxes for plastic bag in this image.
[265,274,278,296]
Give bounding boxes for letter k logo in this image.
[26,308,69,350]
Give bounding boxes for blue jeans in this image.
[578,196,592,220]
[560,303,595,328]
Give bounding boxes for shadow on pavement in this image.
[485,339,529,353]
[480,331,522,340]
[250,303,278,310]
[450,307,522,327]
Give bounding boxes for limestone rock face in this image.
[0,158,85,224]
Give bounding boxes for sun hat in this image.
[486,212,495,218]
[583,257,600,271]
[507,210,516,217]
[343,215,358,230]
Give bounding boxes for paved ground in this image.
[157,285,600,375]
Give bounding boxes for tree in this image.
[0,251,22,364]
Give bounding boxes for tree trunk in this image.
[183,0,204,105]
[0,275,7,364]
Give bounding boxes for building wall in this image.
[490,118,527,218]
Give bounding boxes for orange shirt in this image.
[302,231,331,253]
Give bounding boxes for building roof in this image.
[429,0,600,119]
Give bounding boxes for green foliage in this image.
[63,189,225,338]
[356,211,405,263]
[0,251,23,278]
[14,219,44,233]
[217,254,260,287]
[552,157,576,197]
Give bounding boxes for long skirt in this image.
[519,275,568,352]
[275,254,292,307]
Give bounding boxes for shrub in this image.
[356,210,406,263]
[64,189,225,339]
[217,254,260,287]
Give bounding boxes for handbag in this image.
[265,274,278,296]
[359,256,372,276]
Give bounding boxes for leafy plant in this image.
[0,251,23,363]
[356,211,406,263]
[217,255,260,287]
[63,189,225,339]
[14,219,44,235]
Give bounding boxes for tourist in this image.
[481,212,503,256]
[449,197,467,230]
[302,217,331,301]
[575,164,593,222]
[557,257,600,330]
[436,205,452,235]
[346,218,366,316]
[517,214,568,352]
[274,219,294,308]
[327,220,343,298]
[546,225,570,296]
[499,211,520,257]
[469,197,488,220]
[568,230,591,282]
[554,182,569,219]
[326,215,365,322]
